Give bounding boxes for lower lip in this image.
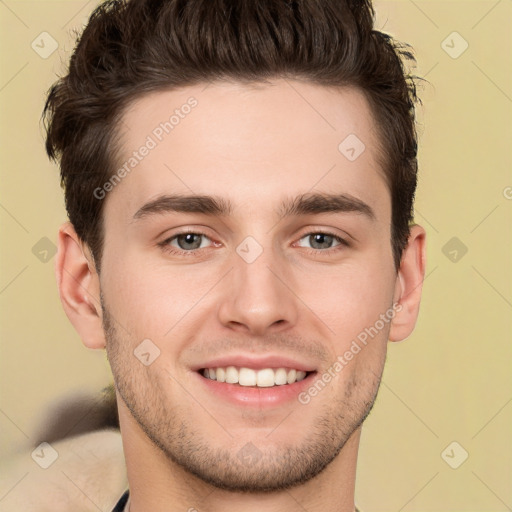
[194,371,317,407]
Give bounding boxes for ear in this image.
[55,222,106,349]
[388,224,427,342]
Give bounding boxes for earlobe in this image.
[56,222,106,349]
[388,224,427,342]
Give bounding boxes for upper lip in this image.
[191,354,316,373]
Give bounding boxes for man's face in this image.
[100,80,399,491]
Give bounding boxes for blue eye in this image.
[297,232,347,251]
[158,230,348,258]
[159,231,213,256]
[171,232,210,250]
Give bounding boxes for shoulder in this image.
[0,429,127,512]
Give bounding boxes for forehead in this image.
[107,79,389,223]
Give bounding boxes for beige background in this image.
[1,1,511,510]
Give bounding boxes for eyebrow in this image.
[132,192,375,221]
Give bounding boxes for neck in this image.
[119,410,360,512]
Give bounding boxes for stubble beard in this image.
[102,303,385,493]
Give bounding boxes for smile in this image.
[200,366,310,387]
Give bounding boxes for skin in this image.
[56,79,426,512]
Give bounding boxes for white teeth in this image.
[239,368,257,386]
[216,367,226,383]
[256,368,275,387]
[201,366,310,387]
[296,370,307,382]
[225,366,238,384]
[274,368,288,385]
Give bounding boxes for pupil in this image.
[311,233,332,249]
[178,233,201,250]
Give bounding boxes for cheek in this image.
[298,260,396,341]
[101,251,219,340]
[101,236,397,349]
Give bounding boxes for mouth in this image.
[195,364,318,407]
[199,366,313,388]
[192,355,318,407]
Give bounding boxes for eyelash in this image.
[158,230,349,257]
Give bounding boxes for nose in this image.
[217,244,299,336]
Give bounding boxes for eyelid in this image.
[169,232,211,249]
[294,230,349,250]
[158,227,350,257]
[158,229,217,255]
[300,227,356,244]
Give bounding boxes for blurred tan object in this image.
[0,428,127,512]
[0,387,124,511]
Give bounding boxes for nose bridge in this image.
[217,236,298,334]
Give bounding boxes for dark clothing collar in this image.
[111,489,361,511]
[112,490,129,512]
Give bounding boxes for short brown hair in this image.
[44,0,421,271]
